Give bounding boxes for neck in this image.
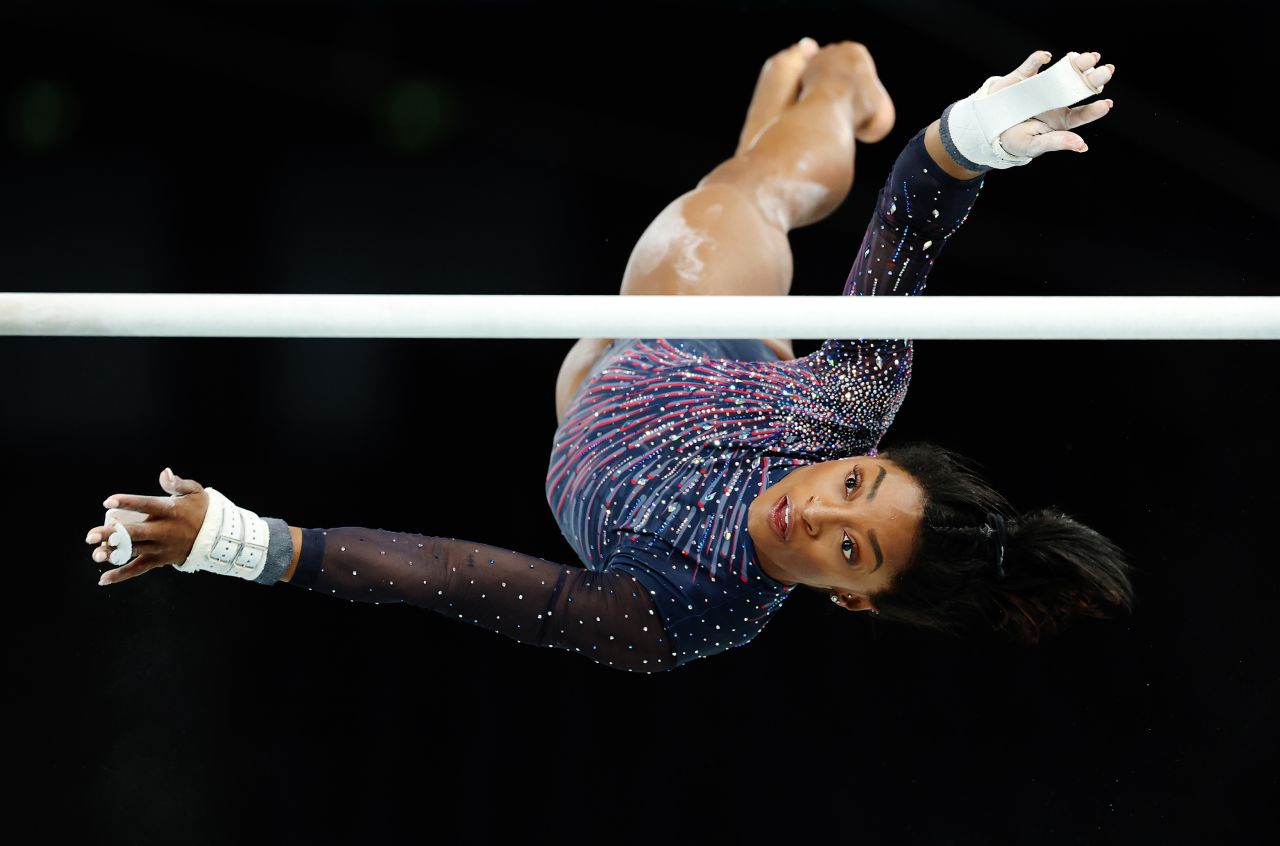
[750,532,799,587]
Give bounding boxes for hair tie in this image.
[980,512,1007,580]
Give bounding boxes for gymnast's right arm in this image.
[91,478,675,670]
[277,522,674,674]
[87,476,672,672]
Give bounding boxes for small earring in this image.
[830,594,840,604]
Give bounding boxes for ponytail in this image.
[872,442,1136,644]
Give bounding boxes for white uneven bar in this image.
[2,293,1278,339]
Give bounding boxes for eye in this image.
[842,466,862,564]
[845,466,862,496]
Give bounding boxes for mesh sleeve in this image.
[843,124,986,300]
[284,527,674,673]
[753,127,987,455]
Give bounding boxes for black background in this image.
[4,1,1276,843]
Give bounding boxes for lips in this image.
[768,495,791,541]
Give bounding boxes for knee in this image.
[683,178,791,237]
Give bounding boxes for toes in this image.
[741,39,823,155]
[770,39,817,71]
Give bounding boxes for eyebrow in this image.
[862,465,887,571]
[867,530,884,572]
[849,462,887,571]
[867,465,887,502]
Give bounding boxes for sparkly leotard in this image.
[281,126,985,672]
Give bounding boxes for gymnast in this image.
[84,40,1135,672]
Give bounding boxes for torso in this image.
[556,337,795,424]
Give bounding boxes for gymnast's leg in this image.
[555,40,895,422]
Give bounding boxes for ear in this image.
[832,593,876,612]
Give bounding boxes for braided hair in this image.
[870,441,1136,644]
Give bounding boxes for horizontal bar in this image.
[2,293,1278,339]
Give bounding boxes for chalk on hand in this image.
[103,508,148,567]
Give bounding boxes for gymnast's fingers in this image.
[1085,62,1114,91]
[158,467,205,497]
[100,493,176,516]
[1063,99,1114,131]
[986,50,1050,97]
[1032,127,1089,156]
[1072,50,1101,72]
[98,553,163,587]
[1011,50,1051,81]
[86,521,151,547]
[90,532,140,563]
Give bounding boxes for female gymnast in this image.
[84,40,1135,672]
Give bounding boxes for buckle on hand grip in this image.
[174,487,269,580]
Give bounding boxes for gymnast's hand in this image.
[987,49,1115,158]
[84,468,209,586]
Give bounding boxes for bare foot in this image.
[736,38,820,156]
[798,42,895,145]
[852,61,895,144]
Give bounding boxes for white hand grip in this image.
[947,52,1102,169]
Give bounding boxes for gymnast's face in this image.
[747,455,924,611]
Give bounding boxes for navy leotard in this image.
[280,127,985,672]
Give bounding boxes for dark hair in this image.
[868,441,1136,644]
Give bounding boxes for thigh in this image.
[617,181,794,299]
[556,337,616,423]
[555,182,797,423]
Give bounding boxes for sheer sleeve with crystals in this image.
[284,526,674,673]
[760,126,987,457]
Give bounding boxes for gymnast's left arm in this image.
[843,49,1114,301]
[767,50,1115,443]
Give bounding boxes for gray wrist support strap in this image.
[257,517,295,585]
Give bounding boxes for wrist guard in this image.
[171,486,270,580]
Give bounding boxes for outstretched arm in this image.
[280,524,673,673]
[844,47,1115,299]
[732,126,985,456]
[842,121,986,301]
[753,49,1115,449]
[86,475,673,672]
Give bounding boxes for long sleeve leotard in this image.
[272,126,986,672]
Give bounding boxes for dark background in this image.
[4,1,1276,843]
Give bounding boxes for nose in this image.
[801,495,849,537]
